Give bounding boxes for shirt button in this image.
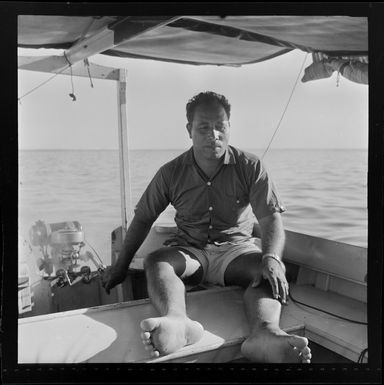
[208,206,213,211]
[209,225,213,229]
[207,181,211,186]
[236,199,240,204]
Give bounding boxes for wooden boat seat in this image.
[18,283,367,363]
[133,224,367,294]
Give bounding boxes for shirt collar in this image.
[224,145,236,164]
[184,146,236,165]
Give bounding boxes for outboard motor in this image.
[29,220,105,288]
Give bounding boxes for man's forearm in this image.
[258,213,286,259]
[115,215,153,269]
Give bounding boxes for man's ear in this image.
[186,123,192,139]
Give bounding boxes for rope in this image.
[261,52,309,160]
[357,348,368,363]
[64,52,77,101]
[84,58,94,88]
[288,291,368,326]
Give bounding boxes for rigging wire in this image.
[18,18,98,102]
[84,239,105,266]
[288,291,368,326]
[18,51,89,102]
[261,52,309,160]
[18,63,70,102]
[76,17,96,44]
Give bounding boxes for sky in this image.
[18,48,369,150]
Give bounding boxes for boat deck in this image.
[18,283,367,364]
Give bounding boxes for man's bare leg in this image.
[241,282,311,363]
[224,254,311,363]
[140,248,204,357]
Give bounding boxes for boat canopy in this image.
[18,15,367,66]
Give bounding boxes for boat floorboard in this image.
[18,284,367,364]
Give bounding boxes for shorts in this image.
[178,238,262,286]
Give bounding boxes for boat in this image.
[15,14,371,366]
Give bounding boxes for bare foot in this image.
[241,328,311,363]
[140,315,204,357]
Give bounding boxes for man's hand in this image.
[101,263,128,294]
[260,256,288,305]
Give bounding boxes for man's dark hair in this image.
[186,91,231,123]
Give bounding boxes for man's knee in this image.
[144,248,171,267]
[143,247,186,276]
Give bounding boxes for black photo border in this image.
[1,2,382,384]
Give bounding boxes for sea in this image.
[18,149,368,266]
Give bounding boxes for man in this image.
[102,91,311,363]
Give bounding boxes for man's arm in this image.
[258,212,285,257]
[102,165,171,293]
[102,214,153,294]
[257,212,289,304]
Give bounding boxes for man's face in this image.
[187,102,230,161]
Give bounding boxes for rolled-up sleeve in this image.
[249,160,286,220]
[134,166,170,224]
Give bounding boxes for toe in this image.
[302,346,311,356]
[144,344,154,351]
[140,318,160,332]
[140,331,152,347]
[288,335,309,350]
[300,346,311,363]
[150,350,160,358]
[140,331,151,340]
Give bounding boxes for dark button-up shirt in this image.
[135,146,285,248]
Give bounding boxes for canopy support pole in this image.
[117,69,132,235]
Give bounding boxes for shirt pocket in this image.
[223,184,250,222]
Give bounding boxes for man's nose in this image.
[208,127,220,140]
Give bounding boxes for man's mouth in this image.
[207,142,221,148]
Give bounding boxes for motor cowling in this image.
[29,220,83,247]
